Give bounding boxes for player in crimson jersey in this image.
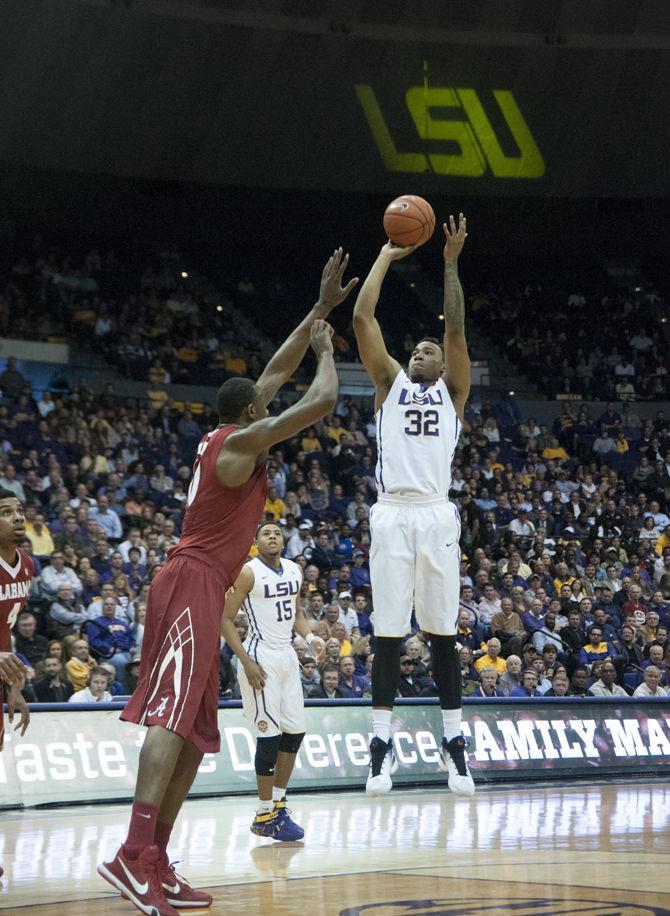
[0,488,33,881]
[99,250,356,916]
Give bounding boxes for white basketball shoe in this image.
[438,735,475,796]
[366,737,398,796]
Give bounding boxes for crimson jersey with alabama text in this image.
[169,425,267,583]
[0,548,34,651]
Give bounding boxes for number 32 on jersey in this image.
[404,409,440,436]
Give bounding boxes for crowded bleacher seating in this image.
[2,236,670,703]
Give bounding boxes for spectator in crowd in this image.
[456,610,482,653]
[490,597,525,657]
[49,583,88,639]
[459,647,479,696]
[285,521,315,559]
[474,638,507,676]
[510,669,540,697]
[308,662,347,699]
[532,612,563,655]
[591,607,618,645]
[498,654,522,695]
[42,550,83,598]
[560,609,587,668]
[471,668,504,698]
[122,546,146,592]
[53,516,88,556]
[544,669,571,697]
[350,549,371,589]
[644,644,668,683]
[633,665,667,696]
[25,512,55,558]
[0,463,26,500]
[616,622,646,672]
[397,655,431,697]
[579,625,616,670]
[570,666,595,697]
[531,658,552,695]
[13,612,49,667]
[68,666,113,703]
[477,583,502,627]
[0,356,27,399]
[300,657,320,696]
[33,656,74,702]
[338,655,370,698]
[65,638,97,692]
[88,494,123,540]
[123,653,142,695]
[88,595,136,678]
[590,660,628,697]
[312,604,342,642]
[99,661,125,696]
[335,592,360,637]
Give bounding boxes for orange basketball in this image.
[383,195,436,247]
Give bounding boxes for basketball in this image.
[383,194,436,247]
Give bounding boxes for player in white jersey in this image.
[221,521,324,840]
[353,213,475,797]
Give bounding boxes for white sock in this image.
[257,798,274,814]
[372,710,393,743]
[442,709,462,743]
[272,786,285,802]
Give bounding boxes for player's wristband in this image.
[305,632,320,647]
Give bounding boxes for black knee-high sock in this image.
[429,634,461,709]
[371,637,403,708]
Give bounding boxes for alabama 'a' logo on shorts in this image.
[257,720,269,733]
[149,696,170,718]
[140,607,195,732]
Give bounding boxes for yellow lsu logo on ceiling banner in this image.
[355,85,545,179]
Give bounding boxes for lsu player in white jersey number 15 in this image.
[352,213,475,798]
[221,521,324,841]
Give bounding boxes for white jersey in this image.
[375,369,460,496]
[242,556,303,649]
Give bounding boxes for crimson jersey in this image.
[169,425,267,583]
[0,548,34,651]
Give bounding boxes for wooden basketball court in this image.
[2,780,669,914]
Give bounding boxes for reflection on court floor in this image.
[2,781,670,912]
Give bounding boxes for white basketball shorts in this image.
[369,493,461,637]
[238,639,306,738]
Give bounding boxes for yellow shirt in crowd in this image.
[66,658,96,692]
[26,524,55,556]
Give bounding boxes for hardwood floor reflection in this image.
[2,781,670,914]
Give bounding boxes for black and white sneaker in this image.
[438,735,475,796]
[366,737,397,796]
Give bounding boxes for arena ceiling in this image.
[1,0,670,196]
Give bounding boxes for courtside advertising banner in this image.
[1,699,669,809]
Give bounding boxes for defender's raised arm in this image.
[255,248,357,406]
[217,320,339,486]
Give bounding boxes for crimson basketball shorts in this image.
[0,685,4,752]
[121,556,227,754]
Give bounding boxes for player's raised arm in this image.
[217,320,338,486]
[221,565,266,690]
[441,213,471,421]
[255,248,358,407]
[352,242,411,399]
